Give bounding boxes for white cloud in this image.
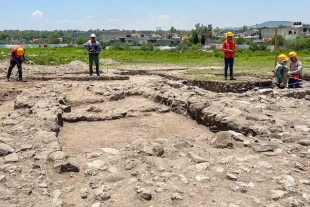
[30,10,43,20]
[87,15,94,19]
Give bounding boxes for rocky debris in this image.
[298,139,310,146]
[153,144,164,157]
[195,162,210,170]
[87,105,103,112]
[258,88,273,95]
[226,173,238,181]
[294,161,306,171]
[171,193,183,201]
[252,144,277,153]
[80,188,89,199]
[91,202,103,207]
[48,151,67,161]
[105,172,124,182]
[0,143,14,156]
[270,190,287,201]
[53,161,80,174]
[101,148,119,155]
[95,186,111,201]
[124,159,139,170]
[4,153,19,163]
[0,175,6,182]
[52,189,63,207]
[85,160,108,176]
[211,131,233,148]
[188,152,208,163]
[135,186,152,201]
[2,62,310,207]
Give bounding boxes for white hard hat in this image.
[90,33,96,38]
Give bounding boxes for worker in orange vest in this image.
[222,31,236,80]
[7,45,25,81]
[288,51,303,88]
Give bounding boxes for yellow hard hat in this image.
[288,51,297,58]
[226,31,234,37]
[16,47,24,56]
[278,54,289,61]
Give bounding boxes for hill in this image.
[223,21,294,30]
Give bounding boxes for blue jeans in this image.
[288,78,301,88]
[224,58,234,78]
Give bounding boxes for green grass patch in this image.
[0,48,309,71]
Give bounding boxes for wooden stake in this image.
[274,28,278,67]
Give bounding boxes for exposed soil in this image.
[0,60,310,207]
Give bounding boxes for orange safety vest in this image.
[10,45,24,61]
[291,61,301,79]
[222,40,236,58]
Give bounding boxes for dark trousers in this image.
[89,54,99,75]
[288,78,301,88]
[224,57,234,78]
[276,82,285,89]
[7,61,22,80]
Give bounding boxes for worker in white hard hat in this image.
[83,33,102,76]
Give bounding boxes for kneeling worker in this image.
[273,54,289,89]
[288,51,303,88]
[7,45,25,81]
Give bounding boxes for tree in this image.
[201,34,206,45]
[234,37,253,45]
[207,24,213,32]
[193,33,199,44]
[243,25,248,32]
[271,35,285,47]
[76,36,88,45]
[170,27,177,33]
[48,33,61,44]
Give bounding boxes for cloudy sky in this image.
[0,0,308,31]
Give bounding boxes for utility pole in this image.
[274,28,278,67]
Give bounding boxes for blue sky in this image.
[0,0,308,31]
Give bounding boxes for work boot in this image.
[230,77,236,80]
[97,73,100,76]
[224,77,227,80]
[89,74,93,76]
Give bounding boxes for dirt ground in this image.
[0,60,310,207]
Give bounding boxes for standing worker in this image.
[288,51,303,88]
[222,31,236,80]
[7,45,25,81]
[273,54,289,89]
[83,33,102,76]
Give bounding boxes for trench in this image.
[115,69,273,93]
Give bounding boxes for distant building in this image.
[71,31,102,43]
[261,22,310,40]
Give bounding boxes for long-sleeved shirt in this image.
[83,40,102,55]
[222,40,236,58]
[275,63,288,84]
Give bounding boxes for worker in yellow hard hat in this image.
[288,51,303,88]
[222,31,236,80]
[7,45,25,81]
[273,54,289,88]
